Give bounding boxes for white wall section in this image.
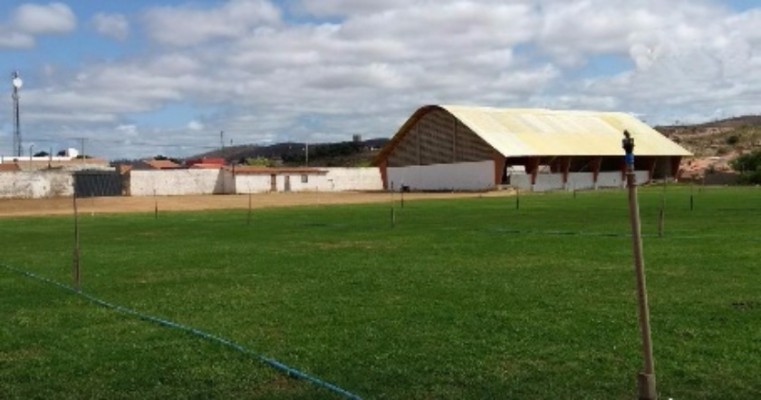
[129,169,232,196]
[0,171,73,198]
[387,160,494,191]
[234,168,382,193]
[510,170,651,192]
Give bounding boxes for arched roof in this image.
[375,105,691,164]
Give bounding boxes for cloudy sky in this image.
[1,0,759,159]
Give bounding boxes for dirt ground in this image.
[0,191,513,218]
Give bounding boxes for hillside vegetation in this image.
[656,115,761,181]
[189,138,388,167]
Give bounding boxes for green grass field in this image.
[1,186,760,399]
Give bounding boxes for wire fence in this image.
[0,262,364,400]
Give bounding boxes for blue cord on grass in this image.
[1,263,363,400]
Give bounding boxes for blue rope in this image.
[1,263,363,400]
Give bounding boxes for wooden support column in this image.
[379,159,389,190]
[670,156,682,180]
[561,157,571,185]
[646,157,657,183]
[590,157,602,188]
[526,157,540,186]
[493,152,505,186]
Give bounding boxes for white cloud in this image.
[12,2,76,34]
[0,30,34,48]
[116,124,139,136]
[142,0,280,46]
[0,2,75,48]
[4,0,760,159]
[536,0,732,67]
[92,12,129,41]
[291,0,410,17]
[187,120,204,131]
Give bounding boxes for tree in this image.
[730,150,761,184]
[33,151,49,157]
[244,157,272,167]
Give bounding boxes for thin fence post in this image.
[515,188,520,210]
[658,177,666,238]
[390,183,395,227]
[247,190,252,225]
[690,183,694,211]
[390,207,396,227]
[154,189,158,219]
[72,194,81,291]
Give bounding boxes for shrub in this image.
[730,150,761,184]
[244,157,273,167]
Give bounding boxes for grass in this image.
[1,185,760,399]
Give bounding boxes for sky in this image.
[0,0,759,160]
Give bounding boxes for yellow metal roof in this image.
[439,105,692,157]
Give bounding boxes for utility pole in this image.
[79,137,86,163]
[11,71,23,157]
[220,131,225,151]
[305,142,309,167]
[623,130,657,400]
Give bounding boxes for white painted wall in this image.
[596,171,625,188]
[567,173,595,191]
[511,171,651,192]
[285,173,318,192]
[635,170,649,185]
[129,169,234,196]
[320,168,382,191]
[596,171,650,188]
[387,160,494,191]
[235,174,273,193]
[510,174,531,190]
[533,174,565,192]
[0,171,73,198]
[234,168,382,193]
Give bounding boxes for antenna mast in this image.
[11,71,22,157]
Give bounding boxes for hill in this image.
[187,138,388,167]
[655,115,761,181]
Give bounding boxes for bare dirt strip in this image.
[0,191,514,218]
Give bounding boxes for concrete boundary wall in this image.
[235,174,272,193]
[235,168,382,193]
[0,171,73,199]
[320,168,382,191]
[388,161,494,191]
[129,169,234,196]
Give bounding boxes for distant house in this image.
[123,159,182,171]
[189,163,224,169]
[186,157,225,168]
[234,166,327,192]
[144,159,182,170]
